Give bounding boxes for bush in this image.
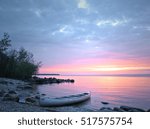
[0,33,40,80]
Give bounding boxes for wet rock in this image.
[32,76,38,80]
[120,106,132,111]
[2,93,19,102]
[113,107,124,112]
[99,107,113,112]
[25,97,36,103]
[41,94,46,96]
[120,106,145,112]
[71,79,75,82]
[127,109,138,112]
[128,108,145,112]
[0,90,6,97]
[8,90,17,94]
[56,79,62,83]
[0,81,8,84]
[31,76,75,84]
[36,78,47,84]
[18,97,26,104]
[9,82,14,84]
[24,85,33,89]
[35,95,40,99]
[101,102,109,105]
[17,86,24,90]
[46,109,57,112]
[147,109,150,112]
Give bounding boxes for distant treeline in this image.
[0,33,40,80]
[36,74,60,76]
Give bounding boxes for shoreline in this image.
[0,77,149,112]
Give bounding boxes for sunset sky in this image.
[0,0,150,75]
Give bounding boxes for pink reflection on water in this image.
[37,75,150,110]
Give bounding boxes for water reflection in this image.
[37,76,150,110]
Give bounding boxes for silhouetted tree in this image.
[0,33,11,53]
[0,33,40,80]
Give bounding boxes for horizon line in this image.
[36,73,150,77]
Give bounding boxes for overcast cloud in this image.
[0,0,150,69]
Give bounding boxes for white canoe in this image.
[39,92,91,107]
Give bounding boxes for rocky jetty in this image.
[31,76,75,84]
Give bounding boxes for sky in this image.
[0,0,150,75]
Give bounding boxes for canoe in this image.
[39,92,91,107]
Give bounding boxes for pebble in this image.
[99,107,113,112]
[25,97,36,103]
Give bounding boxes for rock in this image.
[147,109,150,112]
[35,95,40,99]
[128,108,145,112]
[31,76,75,84]
[120,106,145,112]
[0,81,8,84]
[24,85,33,89]
[113,107,124,112]
[99,107,113,112]
[0,90,6,97]
[56,79,62,83]
[51,78,57,83]
[46,109,57,112]
[2,93,19,102]
[66,79,75,83]
[70,79,75,83]
[120,106,132,111]
[127,109,138,112]
[101,101,109,105]
[69,79,75,83]
[18,97,26,104]
[17,86,24,90]
[8,90,17,94]
[32,76,38,80]
[41,94,46,96]
[25,97,36,103]
[9,82,14,84]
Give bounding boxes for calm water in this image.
[36,75,150,110]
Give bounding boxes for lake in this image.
[36,75,150,110]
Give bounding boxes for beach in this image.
[0,77,92,112]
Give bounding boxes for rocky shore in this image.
[0,77,150,112]
[30,76,75,84]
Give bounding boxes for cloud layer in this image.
[0,0,150,74]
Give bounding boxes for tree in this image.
[0,33,11,77]
[0,33,40,80]
[15,48,40,79]
[0,33,11,53]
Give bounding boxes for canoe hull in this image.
[39,92,91,107]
